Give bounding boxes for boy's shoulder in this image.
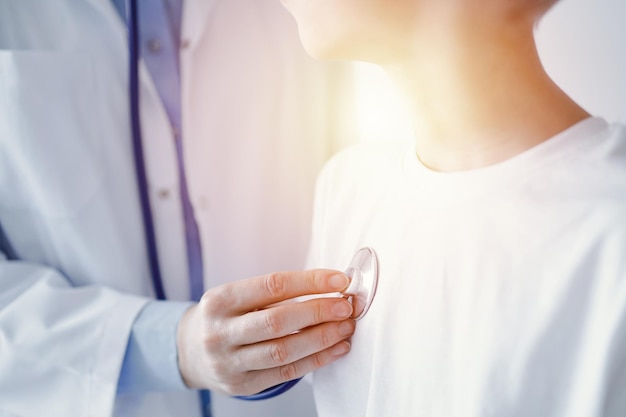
[562,120,626,199]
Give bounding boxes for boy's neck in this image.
[385,22,589,172]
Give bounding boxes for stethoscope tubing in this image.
[128,0,166,300]
[123,4,376,401]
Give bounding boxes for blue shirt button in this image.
[147,38,162,53]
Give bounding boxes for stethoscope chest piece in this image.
[343,247,379,320]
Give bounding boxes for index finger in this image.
[225,269,349,313]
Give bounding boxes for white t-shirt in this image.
[307,117,626,417]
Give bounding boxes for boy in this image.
[282,0,626,415]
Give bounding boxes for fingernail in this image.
[330,274,349,290]
[331,341,351,356]
[339,320,355,336]
[332,301,352,318]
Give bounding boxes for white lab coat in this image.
[0,0,355,416]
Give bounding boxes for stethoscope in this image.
[234,247,379,400]
[127,0,167,300]
[123,0,380,404]
[125,0,380,315]
[343,247,379,320]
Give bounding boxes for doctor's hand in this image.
[176,269,355,396]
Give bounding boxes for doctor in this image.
[0,1,357,416]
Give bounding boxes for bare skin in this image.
[176,269,355,395]
[386,6,590,171]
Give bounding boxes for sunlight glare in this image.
[354,63,414,144]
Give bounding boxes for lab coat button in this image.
[157,188,171,199]
[180,38,191,49]
[172,126,181,139]
[198,197,209,210]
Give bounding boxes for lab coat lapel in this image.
[179,0,218,202]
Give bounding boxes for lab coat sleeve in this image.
[0,258,149,417]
